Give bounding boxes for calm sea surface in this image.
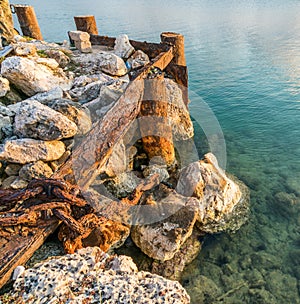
[12,0,300,302]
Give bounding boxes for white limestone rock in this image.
[1,56,71,96]
[97,52,128,76]
[0,138,66,164]
[12,42,37,56]
[9,247,190,304]
[0,76,10,98]
[114,34,135,59]
[69,30,92,53]
[176,153,250,233]
[14,100,78,140]
[127,50,150,69]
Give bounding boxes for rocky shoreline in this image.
[0,32,250,303]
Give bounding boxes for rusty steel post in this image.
[161,32,186,66]
[13,4,43,40]
[74,15,98,35]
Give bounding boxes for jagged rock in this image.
[27,87,64,104]
[0,138,66,164]
[0,114,11,141]
[35,57,59,70]
[44,49,71,67]
[131,188,199,261]
[143,163,169,183]
[12,42,37,56]
[4,163,21,176]
[7,247,190,304]
[97,52,128,76]
[127,50,150,69]
[101,140,127,177]
[0,86,23,105]
[49,99,92,135]
[176,153,250,233]
[114,34,135,59]
[1,175,18,189]
[0,76,10,97]
[19,161,53,181]
[0,102,14,116]
[1,56,71,96]
[165,78,194,141]
[14,100,78,140]
[10,177,28,189]
[69,30,92,53]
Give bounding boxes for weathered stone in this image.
[50,99,92,135]
[101,140,127,177]
[97,52,128,76]
[14,100,78,140]
[127,50,150,69]
[143,163,169,183]
[44,49,71,68]
[19,161,53,181]
[12,42,37,56]
[0,138,66,164]
[0,114,11,141]
[7,247,190,304]
[1,175,18,189]
[0,86,23,105]
[10,177,28,189]
[4,163,21,176]
[0,102,14,116]
[69,30,92,53]
[131,189,199,261]
[165,78,194,141]
[27,87,64,104]
[0,76,9,97]
[35,57,59,70]
[176,153,250,233]
[114,34,135,59]
[1,56,71,96]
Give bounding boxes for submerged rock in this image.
[14,100,78,140]
[0,138,65,164]
[7,247,190,304]
[1,56,71,96]
[114,34,135,59]
[176,153,250,233]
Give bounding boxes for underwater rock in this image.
[50,98,92,135]
[0,138,65,164]
[127,50,150,69]
[1,56,71,96]
[0,76,10,97]
[176,153,250,233]
[19,160,53,181]
[7,247,190,304]
[114,34,135,59]
[14,100,78,140]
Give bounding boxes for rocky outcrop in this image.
[1,56,71,96]
[7,247,190,304]
[0,138,65,164]
[114,34,135,59]
[127,50,150,69]
[14,100,78,140]
[176,153,249,233]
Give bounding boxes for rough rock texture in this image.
[97,52,128,76]
[35,57,59,70]
[44,49,71,68]
[14,100,78,140]
[143,163,169,183]
[176,153,250,233]
[4,163,21,176]
[0,138,65,164]
[7,247,190,304]
[0,76,10,97]
[131,189,199,261]
[27,87,64,104]
[12,42,37,56]
[0,114,11,141]
[19,161,53,181]
[1,56,71,96]
[50,98,92,135]
[114,34,135,59]
[69,30,92,53]
[165,78,194,141]
[127,50,150,69]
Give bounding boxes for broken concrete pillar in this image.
[68,30,92,53]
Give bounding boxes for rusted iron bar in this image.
[161,32,186,66]
[74,15,98,35]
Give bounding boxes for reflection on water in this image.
[13,0,300,302]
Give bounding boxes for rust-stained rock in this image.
[0,138,66,164]
[176,152,250,233]
[19,160,53,181]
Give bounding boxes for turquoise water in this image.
[12,0,300,302]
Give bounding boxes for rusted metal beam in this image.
[74,15,98,35]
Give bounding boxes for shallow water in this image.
[11,0,300,302]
